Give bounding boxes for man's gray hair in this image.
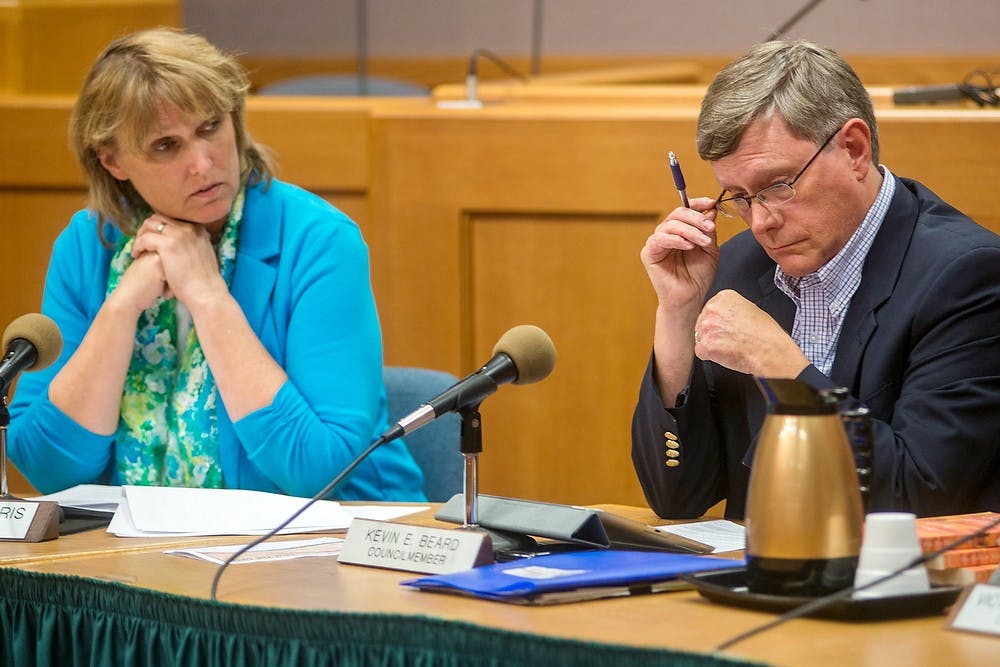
[696,40,878,163]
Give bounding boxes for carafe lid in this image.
[755,377,839,415]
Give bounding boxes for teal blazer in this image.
[9,178,426,501]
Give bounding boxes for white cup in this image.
[853,512,930,599]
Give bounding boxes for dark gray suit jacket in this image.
[632,176,1000,519]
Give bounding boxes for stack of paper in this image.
[655,520,746,553]
[32,484,123,517]
[107,486,426,537]
[32,485,426,538]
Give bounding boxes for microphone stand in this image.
[0,393,60,540]
[1,396,10,498]
[212,395,492,599]
[458,404,483,528]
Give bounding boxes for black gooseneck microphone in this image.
[381,324,556,442]
[209,324,556,600]
[1,314,63,500]
[0,313,63,398]
[463,48,530,106]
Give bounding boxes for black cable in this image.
[714,513,1000,652]
[209,434,389,601]
[960,69,1000,107]
[892,69,998,107]
[468,48,530,83]
[530,0,544,77]
[355,0,368,96]
[764,0,826,42]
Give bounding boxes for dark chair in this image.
[383,366,463,501]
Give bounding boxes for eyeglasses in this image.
[715,127,841,219]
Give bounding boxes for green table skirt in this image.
[0,568,764,667]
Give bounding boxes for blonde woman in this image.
[10,28,424,501]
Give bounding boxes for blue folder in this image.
[401,550,742,605]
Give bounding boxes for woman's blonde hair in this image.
[69,27,274,235]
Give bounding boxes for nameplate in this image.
[338,518,493,574]
[0,500,40,539]
[948,584,1000,638]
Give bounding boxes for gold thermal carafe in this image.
[745,378,864,596]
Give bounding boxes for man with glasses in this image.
[632,40,1000,520]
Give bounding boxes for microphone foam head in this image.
[492,325,556,385]
[3,313,63,371]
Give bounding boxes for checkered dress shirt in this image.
[774,167,895,375]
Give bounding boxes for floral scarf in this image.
[106,189,244,487]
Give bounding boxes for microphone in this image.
[893,83,998,106]
[1,313,63,397]
[382,324,556,442]
[211,324,556,600]
[439,48,529,109]
[892,84,966,105]
[1,314,62,537]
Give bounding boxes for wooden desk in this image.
[0,500,443,568]
[2,506,997,667]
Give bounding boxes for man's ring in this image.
[155,222,166,234]
[694,330,700,344]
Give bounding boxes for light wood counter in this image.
[5,506,995,667]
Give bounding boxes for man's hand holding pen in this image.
[641,152,723,399]
[641,196,720,308]
[643,151,809,381]
[644,148,720,310]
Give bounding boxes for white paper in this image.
[165,537,344,565]
[346,505,429,522]
[655,520,746,553]
[124,486,352,534]
[107,485,428,538]
[30,484,124,515]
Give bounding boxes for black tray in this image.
[681,567,963,621]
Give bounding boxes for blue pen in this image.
[668,151,690,208]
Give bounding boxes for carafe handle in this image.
[823,388,873,513]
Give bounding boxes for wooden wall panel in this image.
[370,104,1000,505]
[4,90,999,506]
[0,191,87,329]
[0,0,180,95]
[245,98,373,191]
[240,54,1000,92]
[469,213,658,505]
[370,109,717,504]
[876,110,1000,233]
[0,96,81,186]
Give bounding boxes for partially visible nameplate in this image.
[338,518,494,574]
[948,583,1000,638]
[0,499,60,542]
